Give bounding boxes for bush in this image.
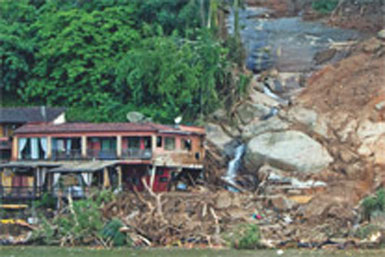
[33,198,104,246]
[355,224,382,239]
[362,189,385,220]
[312,0,338,14]
[227,224,261,249]
[101,218,131,247]
[34,193,56,209]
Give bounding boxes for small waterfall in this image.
[223,144,245,192]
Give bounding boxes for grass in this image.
[0,247,385,257]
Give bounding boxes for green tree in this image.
[116,30,228,122]
[0,0,36,95]
[26,3,139,109]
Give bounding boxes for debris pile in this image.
[101,187,261,247]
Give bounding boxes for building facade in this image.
[0,107,66,162]
[0,122,205,201]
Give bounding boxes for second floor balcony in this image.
[16,136,155,161]
[52,149,82,160]
[87,149,117,160]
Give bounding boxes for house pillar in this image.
[81,136,87,158]
[116,165,122,190]
[149,165,156,191]
[47,136,52,159]
[116,135,122,158]
[151,135,156,154]
[103,167,110,188]
[12,136,18,160]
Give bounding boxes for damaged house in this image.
[0,121,205,202]
[0,107,66,162]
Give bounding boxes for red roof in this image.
[14,122,204,135]
[15,122,172,134]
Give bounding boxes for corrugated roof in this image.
[0,161,62,169]
[48,161,119,173]
[14,122,176,134]
[0,107,65,123]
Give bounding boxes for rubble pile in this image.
[202,34,385,248]
[102,188,262,247]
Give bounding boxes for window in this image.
[127,137,140,149]
[182,139,192,151]
[164,137,175,150]
[156,136,162,148]
[159,177,169,183]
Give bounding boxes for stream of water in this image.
[223,144,245,191]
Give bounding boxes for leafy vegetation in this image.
[0,0,247,123]
[33,197,104,246]
[101,218,131,247]
[33,193,56,209]
[312,0,339,14]
[226,223,261,249]
[362,189,385,221]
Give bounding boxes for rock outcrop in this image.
[244,130,333,173]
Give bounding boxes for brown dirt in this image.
[298,38,385,120]
[293,37,385,230]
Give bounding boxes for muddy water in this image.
[227,7,364,72]
[0,247,384,257]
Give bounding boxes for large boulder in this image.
[244,130,333,173]
[249,88,280,108]
[356,120,385,165]
[242,116,289,140]
[236,102,270,125]
[287,106,329,138]
[205,123,238,158]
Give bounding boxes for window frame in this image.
[164,137,176,151]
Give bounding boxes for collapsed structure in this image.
[0,110,205,202]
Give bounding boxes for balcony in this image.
[0,137,11,150]
[121,148,152,160]
[87,149,117,160]
[51,149,82,161]
[0,186,43,200]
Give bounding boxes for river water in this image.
[0,247,384,257]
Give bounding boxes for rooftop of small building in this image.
[14,122,205,135]
[0,107,65,124]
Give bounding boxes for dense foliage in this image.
[312,0,339,14]
[0,0,246,123]
[362,189,385,220]
[227,223,261,249]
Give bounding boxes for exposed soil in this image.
[298,38,385,120]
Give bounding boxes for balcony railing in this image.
[52,186,91,199]
[18,154,46,161]
[87,149,117,160]
[0,137,11,149]
[51,149,82,160]
[0,186,43,200]
[121,148,152,160]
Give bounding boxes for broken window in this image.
[156,136,162,148]
[164,137,175,150]
[182,139,192,151]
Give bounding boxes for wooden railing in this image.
[51,149,82,160]
[86,149,117,160]
[121,148,152,160]
[0,186,43,200]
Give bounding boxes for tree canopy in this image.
[0,0,247,123]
